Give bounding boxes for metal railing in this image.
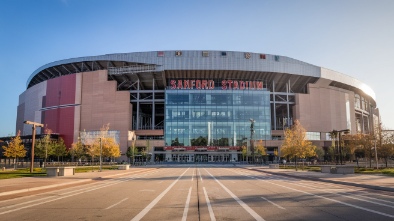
[108,65,156,75]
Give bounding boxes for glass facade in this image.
[165,88,271,147]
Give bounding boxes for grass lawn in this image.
[0,168,47,179]
[279,165,394,176]
[355,167,394,176]
[0,165,120,179]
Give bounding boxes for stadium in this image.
[15,50,378,162]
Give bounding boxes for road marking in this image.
[260,196,285,210]
[203,187,216,221]
[0,170,155,214]
[199,168,203,183]
[0,177,136,215]
[105,198,128,210]
[182,187,192,221]
[204,169,265,221]
[131,168,190,221]
[234,169,394,219]
[191,170,194,182]
[287,180,394,209]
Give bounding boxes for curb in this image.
[249,168,394,193]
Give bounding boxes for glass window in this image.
[165,87,271,147]
[306,132,320,141]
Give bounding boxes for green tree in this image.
[35,129,54,166]
[280,120,316,171]
[70,139,86,163]
[314,146,325,161]
[52,137,67,162]
[353,133,374,168]
[2,131,26,169]
[127,132,137,164]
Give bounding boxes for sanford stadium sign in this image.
[170,79,264,90]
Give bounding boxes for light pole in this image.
[99,137,102,172]
[374,139,378,169]
[24,121,44,173]
[250,119,255,164]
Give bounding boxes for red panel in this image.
[44,74,76,149]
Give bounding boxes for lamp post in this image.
[99,137,102,172]
[374,139,378,169]
[23,121,44,173]
[250,119,255,164]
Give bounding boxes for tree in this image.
[314,146,325,161]
[2,131,26,169]
[90,124,121,162]
[100,137,121,159]
[379,127,394,168]
[52,137,67,162]
[70,139,86,163]
[355,133,375,168]
[254,140,266,164]
[280,120,316,170]
[35,129,54,166]
[126,132,137,164]
[241,145,247,162]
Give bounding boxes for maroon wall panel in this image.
[44,74,76,149]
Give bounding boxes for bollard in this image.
[2,167,5,171]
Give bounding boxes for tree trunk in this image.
[295,156,298,171]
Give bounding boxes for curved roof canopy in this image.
[27,50,376,102]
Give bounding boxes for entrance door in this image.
[195,154,208,162]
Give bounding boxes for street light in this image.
[99,137,102,172]
[250,119,255,164]
[24,120,44,173]
[373,139,378,169]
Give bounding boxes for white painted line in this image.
[0,176,135,215]
[105,198,128,210]
[191,170,194,182]
[203,187,216,221]
[182,187,192,221]
[260,196,285,210]
[0,170,156,213]
[199,169,203,183]
[233,169,394,219]
[204,169,265,221]
[287,181,394,209]
[131,168,189,221]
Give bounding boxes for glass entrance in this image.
[195,154,208,162]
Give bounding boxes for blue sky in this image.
[1,0,393,136]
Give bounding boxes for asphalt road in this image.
[0,165,394,221]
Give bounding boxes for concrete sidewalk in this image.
[0,167,157,197]
[248,166,394,192]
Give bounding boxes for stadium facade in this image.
[16,50,378,162]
